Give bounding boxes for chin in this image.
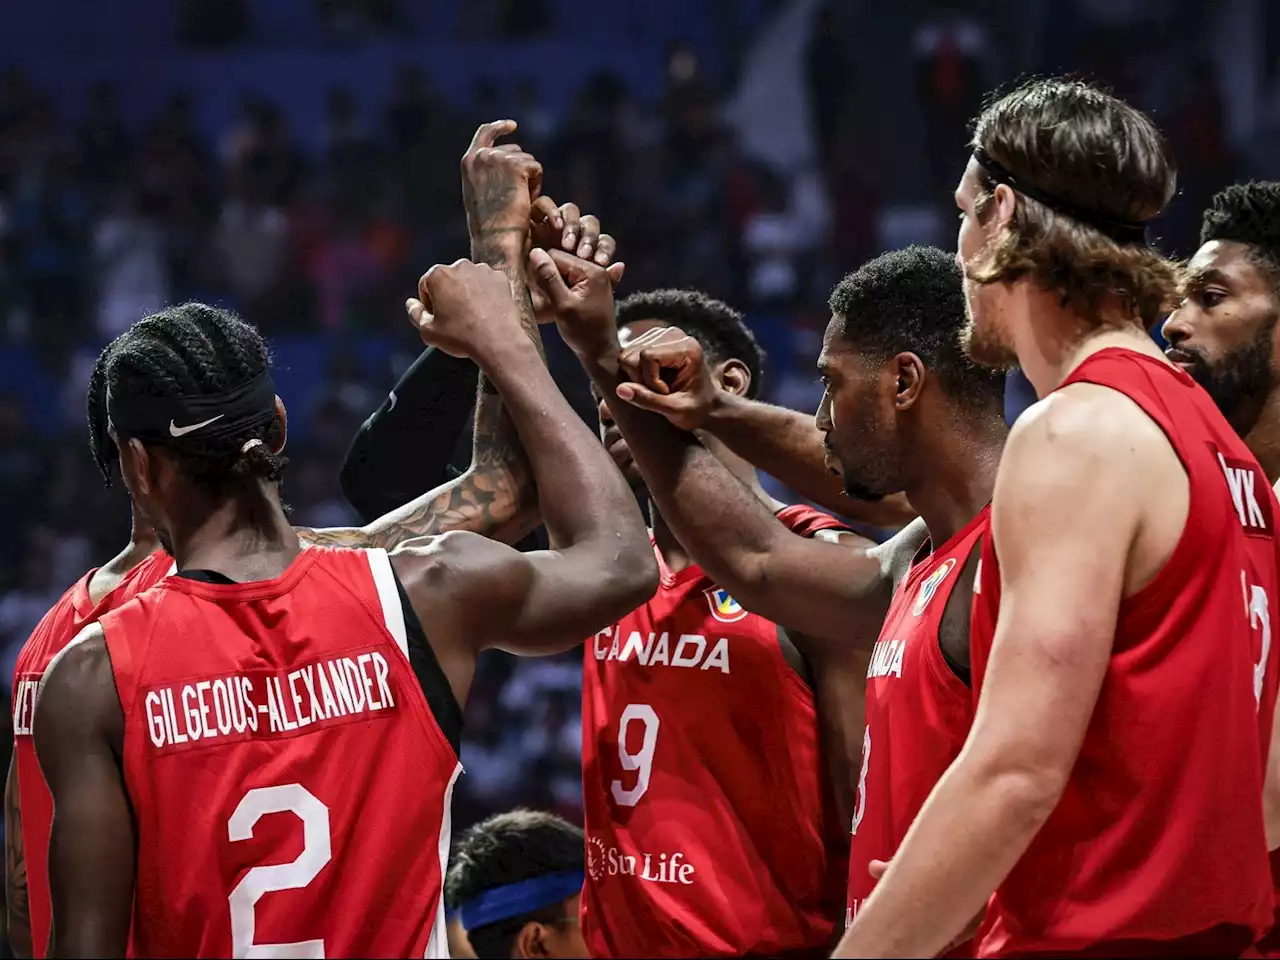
[961,316,1019,371]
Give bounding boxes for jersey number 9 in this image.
[611,703,660,807]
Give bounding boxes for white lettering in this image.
[287,671,312,728]
[145,691,165,747]
[212,679,233,735]
[701,638,730,674]
[182,685,202,741]
[372,653,394,709]
[649,633,670,666]
[619,631,652,665]
[671,635,705,667]
[357,654,380,711]
[593,628,611,661]
[195,681,215,739]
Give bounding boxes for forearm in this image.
[339,347,478,522]
[707,394,916,527]
[835,753,1058,958]
[482,346,642,556]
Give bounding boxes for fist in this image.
[614,327,720,431]
[406,259,521,360]
[461,120,543,234]
[528,197,625,325]
[527,247,619,359]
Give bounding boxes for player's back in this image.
[580,504,847,959]
[98,545,462,959]
[11,548,171,958]
[970,347,1280,958]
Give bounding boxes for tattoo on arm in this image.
[6,756,31,959]
[296,392,535,550]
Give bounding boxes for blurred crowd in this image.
[0,0,1272,829]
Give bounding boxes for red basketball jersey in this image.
[580,504,848,959]
[846,507,986,954]
[11,548,171,958]
[97,546,461,959]
[969,348,1280,958]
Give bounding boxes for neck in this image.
[170,481,300,580]
[650,437,775,574]
[1011,287,1166,397]
[1246,391,1280,485]
[901,407,1006,546]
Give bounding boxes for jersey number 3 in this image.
[228,784,332,958]
[611,703,659,806]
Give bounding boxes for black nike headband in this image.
[972,148,1150,247]
[107,371,278,444]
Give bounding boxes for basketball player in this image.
[1159,180,1280,956]
[516,254,854,957]
[5,122,558,959]
[598,246,1005,954]
[32,269,655,957]
[838,77,1280,957]
[445,809,589,959]
[1162,182,1280,490]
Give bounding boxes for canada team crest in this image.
[704,586,748,623]
[911,557,957,616]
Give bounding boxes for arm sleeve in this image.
[339,347,480,523]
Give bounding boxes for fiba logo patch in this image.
[912,557,957,616]
[587,836,608,881]
[704,587,748,624]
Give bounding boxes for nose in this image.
[814,390,832,433]
[1160,309,1188,346]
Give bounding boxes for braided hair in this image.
[98,303,286,496]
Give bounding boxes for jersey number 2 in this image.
[611,703,659,806]
[228,784,331,958]
[1246,573,1272,706]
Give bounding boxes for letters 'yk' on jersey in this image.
[581,504,848,959]
[98,546,461,959]
[970,348,1280,958]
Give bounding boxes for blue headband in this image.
[458,870,584,932]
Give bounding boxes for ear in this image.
[891,352,926,411]
[715,358,752,398]
[115,435,155,498]
[990,182,1018,235]
[270,395,288,455]
[513,920,551,959]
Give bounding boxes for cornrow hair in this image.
[88,344,115,485]
[615,289,767,399]
[1200,181,1280,280]
[100,302,286,495]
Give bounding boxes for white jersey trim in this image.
[426,762,463,958]
[366,548,410,662]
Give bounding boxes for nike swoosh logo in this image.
[169,414,224,437]
[387,391,397,412]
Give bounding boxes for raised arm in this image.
[5,755,30,958]
[834,388,1149,958]
[32,625,135,959]
[531,253,902,643]
[303,121,570,552]
[337,347,479,522]
[616,341,914,528]
[392,260,656,662]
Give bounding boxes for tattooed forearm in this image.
[6,756,31,959]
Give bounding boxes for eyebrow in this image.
[1182,266,1230,289]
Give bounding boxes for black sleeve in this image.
[339,347,479,523]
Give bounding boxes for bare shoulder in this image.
[35,623,120,750]
[1010,383,1169,465]
[388,530,528,588]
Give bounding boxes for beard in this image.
[1181,322,1277,435]
[960,305,1019,371]
[842,476,887,502]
